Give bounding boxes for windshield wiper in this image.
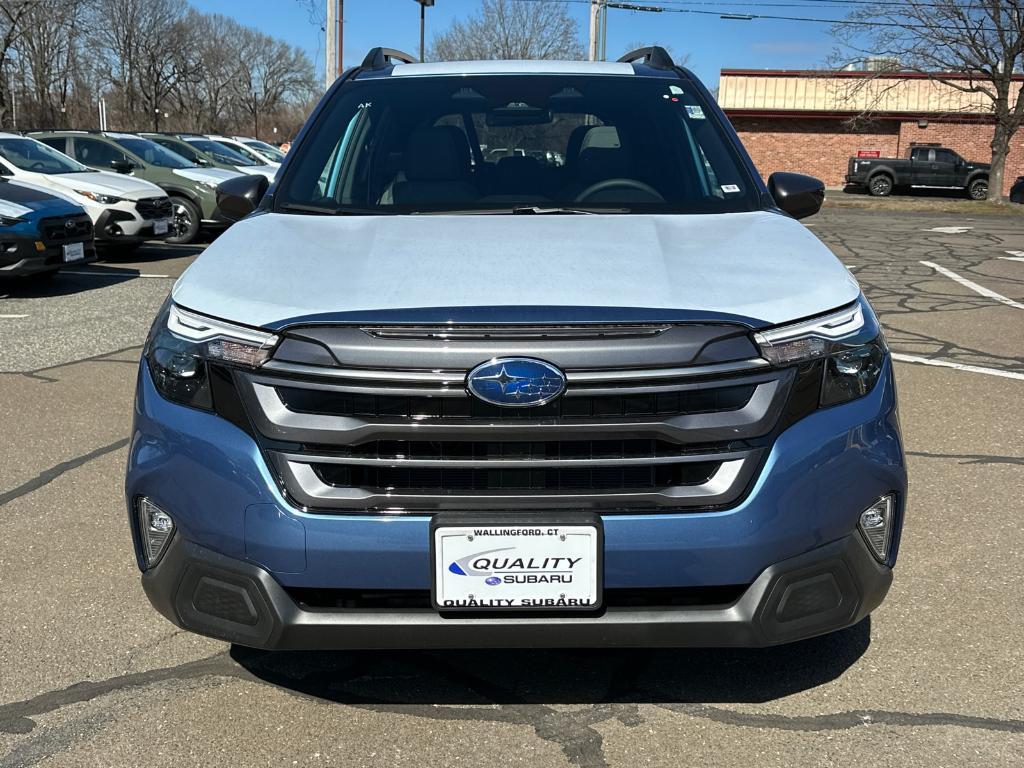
[410,206,631,216]
[278,203,385,215]
[512,206,629,215]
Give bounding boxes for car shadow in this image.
[229,618,871,706]
[841,184,967,200]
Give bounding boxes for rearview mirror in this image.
[767,172,824,220]
[110,159,134,174]
[486,105,552,127]
[216,173,269,222]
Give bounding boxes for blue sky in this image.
[190,0,841,87]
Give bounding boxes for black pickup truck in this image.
[845,146,990,199]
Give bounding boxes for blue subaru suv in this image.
[127,48,905,649]
[0,178,94,279]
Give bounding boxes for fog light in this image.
[858,495,895,562]
[137,497,174,567]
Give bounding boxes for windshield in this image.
[187,139,256,166]
[0,138,88,174]
[113,137,191,169]
[246,141,286,162]
[275,74,758,215]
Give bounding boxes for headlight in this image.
[0,216,24,227]
[72,189,123,204]
[199,180,219,190]
[145,302,278,410]
[754,298,887,407]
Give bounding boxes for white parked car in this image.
[206,136,281,174]
[183,137,276,180]
[231,136,287,164]
[0,132,172,252]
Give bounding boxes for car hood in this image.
[236,165,277,180]
[171,167,242,184]
[46,171,164,199]
[171,210,860,331]
[0,179,84,218]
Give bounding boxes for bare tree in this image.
[430,0,584,61]
[0,0,36,127]
[232,30,314,137]
[833,1,1024,201]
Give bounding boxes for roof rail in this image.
[360,47,418,70]
[617,46,675,70]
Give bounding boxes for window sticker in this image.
[669,85,684,95]
[721,184,741,194]
[685,105,706,120]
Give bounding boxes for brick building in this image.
[718,69,1024,196]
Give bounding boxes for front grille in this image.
[39,214,92,244]
[314,461,721,493]
[135,196,172,220]
[233,323,792,514]
[277,384,756,420]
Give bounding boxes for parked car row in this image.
[0,130,284,279]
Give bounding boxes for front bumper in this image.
[0,237,96,276]
[94,209,170,243]
[142,530,891,649]
[127,354,906,649]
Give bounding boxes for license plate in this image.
[62,242,85,262]
[153,219,169,235]
[432,519,602,611]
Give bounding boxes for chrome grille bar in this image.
[275,455,759,511]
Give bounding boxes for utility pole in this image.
[588,0,607,62]
[325,0,342,89]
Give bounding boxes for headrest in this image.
[577,145,634,184]
[404,126,470,182]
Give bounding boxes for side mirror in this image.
[216,174,269,222]
[110,159,135,174]
[767,172,824,220]
[195,157,212,167]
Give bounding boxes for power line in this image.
[513,0,1012,32]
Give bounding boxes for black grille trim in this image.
[135,196,173,220]
[313,461,721,493]
[39,214,93,244]
[276,384,756,421]
[285,585,748,611]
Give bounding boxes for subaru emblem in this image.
[466,358,566,407]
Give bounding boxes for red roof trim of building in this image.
[720,68,1024,82]
[723,108,997,124]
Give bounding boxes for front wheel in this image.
[166,197,201,245]
[868,174,893,197]
[967,178,988,201]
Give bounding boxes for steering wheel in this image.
[574,178,664,203]
[29,161,48,171]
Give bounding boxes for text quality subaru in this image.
[127,48,906,649]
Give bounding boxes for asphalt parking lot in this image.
[1,208,1023,767]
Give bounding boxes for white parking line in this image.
[925,226,973,234]
[891,353,1024,381]
[1001,251,1024,262]
[61,270,172,279]
[0,314,28,319]
[920,260,1024,310]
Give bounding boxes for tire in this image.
[967,178,988,201]
[868,174,893,197]
[166,197,201,245]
